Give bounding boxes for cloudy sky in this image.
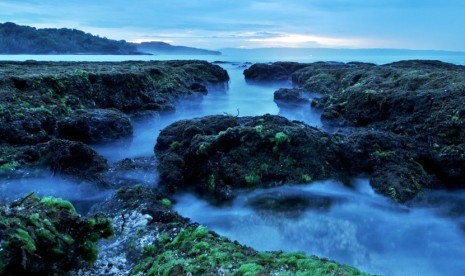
[1,0,463,51]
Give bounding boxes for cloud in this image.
[0,0,464,50]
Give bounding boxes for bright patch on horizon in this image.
[248,34,366,48]
[129,38,175,44]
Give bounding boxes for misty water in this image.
[2,53,465,275]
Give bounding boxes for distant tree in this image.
[0,22,142,54]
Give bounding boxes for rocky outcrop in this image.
[274,88,310,106]
[0,60,228,145]
[155,114,350,201]
[155,114,435,202]
[71,185,367,275]
[243,62,310,81]
[246,60,465,200]
[0,60,228,178]
[57,109,133,143]
[0,139,109,185]
[0,195,113,275]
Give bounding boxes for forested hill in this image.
[0,22,142,54]
[135,41,221,55]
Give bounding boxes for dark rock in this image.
[246,189,338,217]
[79,185,365,275]
[0,195,113,275]
[155,114,348,201]
[0,60,229,147]
[274,88,309,105]
[57,109,133,143]
[38,139,109,180]
[0,60,229,177]
[103,157,157,187]
[243,62,310,81]
[253,60,465,199]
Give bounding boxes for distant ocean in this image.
[1,48,465,65]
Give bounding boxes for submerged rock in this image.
[155,114,348,201]
[57,108,133,143]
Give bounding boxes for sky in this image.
[0,0,464,51]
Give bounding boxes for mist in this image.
[174,179,465,276]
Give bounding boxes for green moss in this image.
[79,240,98,264]
[208,174,216,192]
[0,161,20,171]
[132,225,367,275]
[40,196,76,214]
[301,174,313,183]
[159,198,172,207]
[218,127,234,137]
[157,233,170,244]
[245,173,261,185]
[388,187,398,202]
[196,143,208,155]
[190,241,210,254]
[238,263,264,275]
[170,141,181,150]
[274,131,291,145]
[15,228,36,253]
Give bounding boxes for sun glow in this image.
[248,33,367,48]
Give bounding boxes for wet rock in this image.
[155,114,348,201]
[103,157,157,187]
[36,139,109,180]
[0,60,229,175]
[0,61,228,147]
[246,189,337,217]
[0,195,113,275]
[274,88,309,105]
[243,62,310,81]
[75,185,366,275]
[253,60,465,199]
[57,108,133,143]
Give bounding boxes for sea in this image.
[1,49,465,276]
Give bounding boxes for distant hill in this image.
[135,41,221,55]
[0,22,142,54]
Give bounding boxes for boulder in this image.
[273,88,309,105]
[57,109,133,143]
[155,114,347,201]
[243,62,310,81]
[0,195,113,275]
[38,139,109,179]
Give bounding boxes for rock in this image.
[57,108,133,143]
[243,62,310,81]
[74,185,366,275]
[253,60,465,198]
[103,157,157,187]
[0,60,229,174]
[38,139,109,180]
[274,88,309,105]
[155,114,348,201]
[0,195,113,275]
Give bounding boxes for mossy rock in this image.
[155,114,347,201]
[0,194,113,275]
[132,224,367,275]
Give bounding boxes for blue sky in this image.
[1,0,463,51]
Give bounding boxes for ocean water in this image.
[1,51,465,275]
